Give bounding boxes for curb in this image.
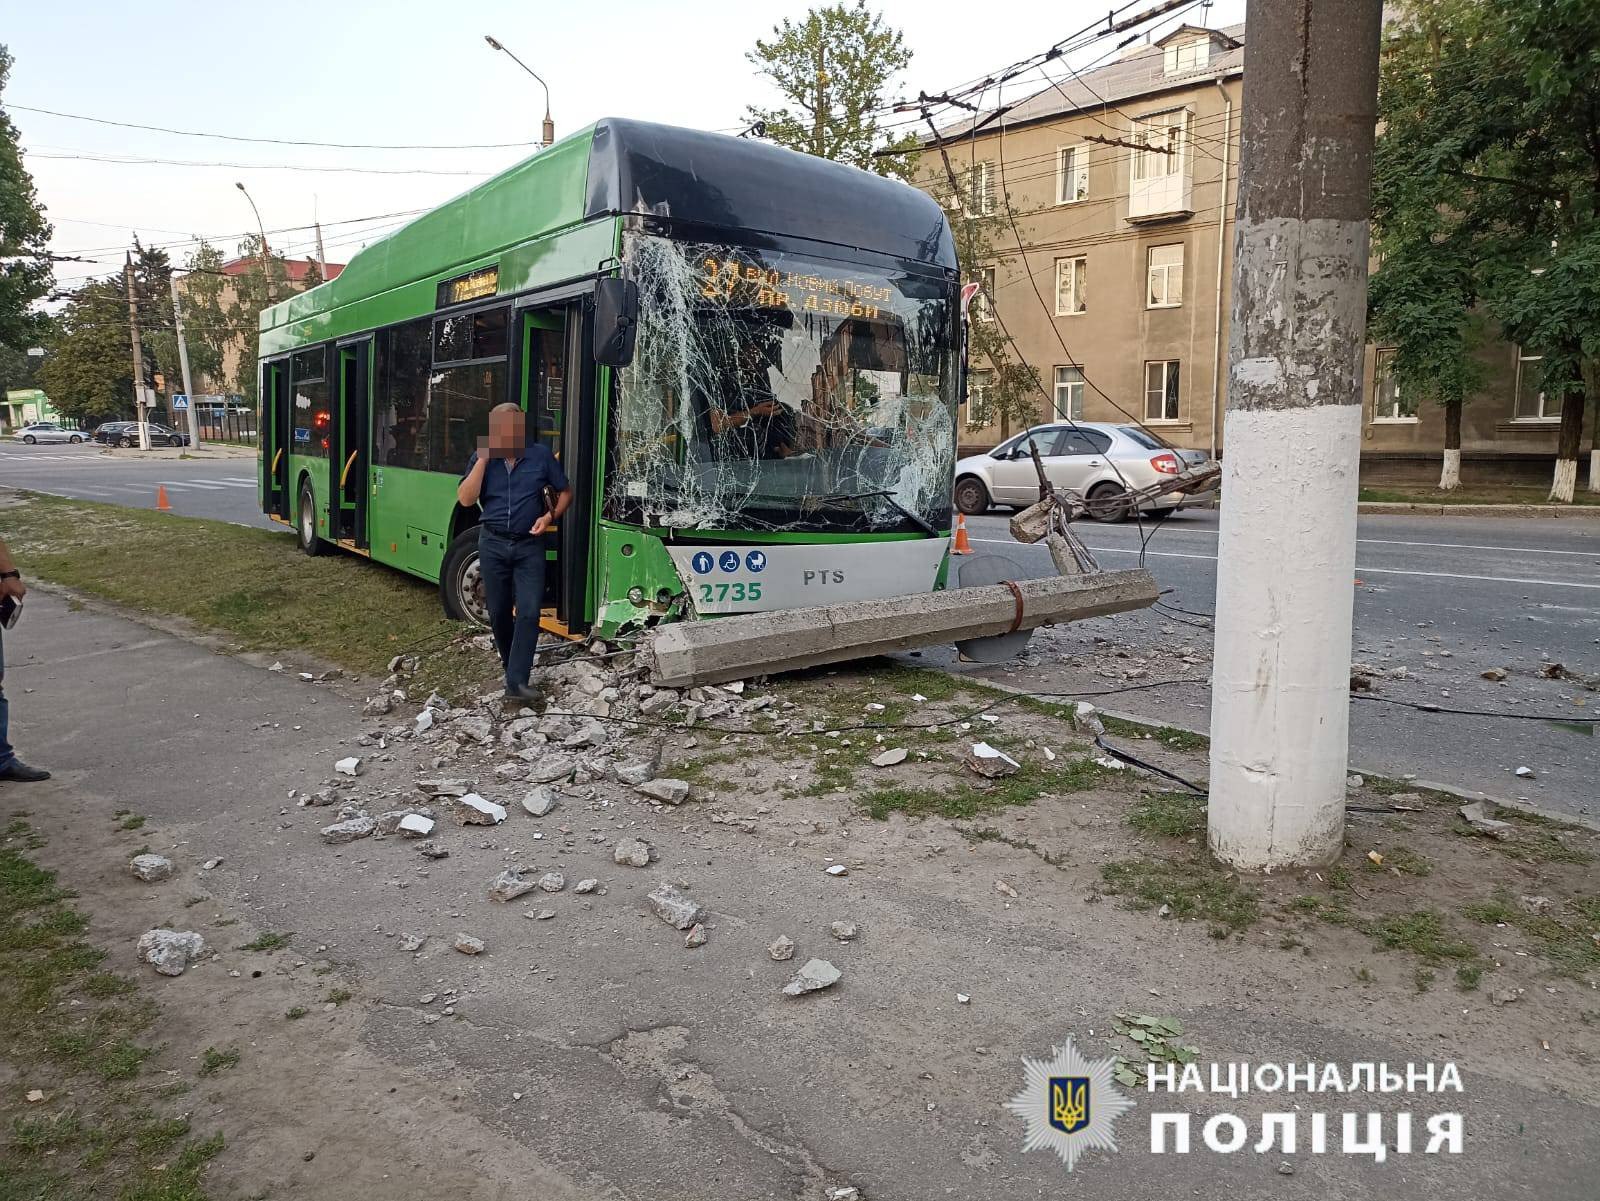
[98,445,258,461]
[1355,501,1600,519]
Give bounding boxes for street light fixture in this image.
[484,34,555,147]
[235,181,276,305]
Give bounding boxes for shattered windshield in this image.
[606,235,957,532]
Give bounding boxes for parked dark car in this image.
[111,422,189,449]
[91,421,136,445]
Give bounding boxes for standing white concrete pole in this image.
[1208,0,1384,871]
[124,253,152,453]
[169,272,201,447]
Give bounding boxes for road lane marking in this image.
[157,480,224,490]
[972,538,1600,590]
[195,478,257,488]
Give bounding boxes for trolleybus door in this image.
[518,308,568,618]
[261,358,291,521]
[336,338,371,548]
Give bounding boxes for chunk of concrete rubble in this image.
[453,793,507,826]
[1346,774,1365,789]
[416,777,470,798]
[521,787,558,818]
[768,935,795,961]
[375,808,433,836]
[647,883,707,930]
[1072,702,1106,736]
[531,909,556,921]
[962,742,1020,779]
[537,872,565,893]
[334,756,362,777]
[994,881,1019,899]
[1514,765,1535,779]
[825,864,849,877]
[613,837,653,867]
[614,760,655,786]
[304,787,338,807]
[782,958,841,996]
[830,921,857,942]
[201,858,223,871]
[872,747,907,768]
[136,928,206,977]
[129,853,174,883]
[573,878,600,895]
[1519,895,1554,916]
[1459,800,1515,840]
[489,870,537,902]
[453,933,485,955]
[636,778,691,805]
[414,709,436,734]
[416,840,449,859]
[526,756,577,785]
[397,933,426,953]
[398,813,435,838]
[685,923,709,948]
[363,694,394,717]
[639,690,678,717]
[321,816,375,844]
[1481,667,1508,682]
[824,1188,861,1201]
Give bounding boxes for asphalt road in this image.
[0,440,274,528]
[941,506,1600,819]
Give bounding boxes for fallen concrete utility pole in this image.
[647,568,1159,687]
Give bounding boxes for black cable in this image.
[1094,732,1207,794]
[1350,694,1599,724]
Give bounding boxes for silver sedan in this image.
[11,422,87,445]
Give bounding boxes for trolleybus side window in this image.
[376,319,432,471]
[431,303,510,472]
[291,346,330,458]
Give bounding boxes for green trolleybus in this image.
[258,119,960,642]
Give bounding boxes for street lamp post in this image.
[235,182,276,305]
[484,35,555,146]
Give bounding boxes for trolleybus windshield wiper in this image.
[815,490,938,537]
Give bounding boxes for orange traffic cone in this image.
[951,512,973,555]
[156,485,172,512]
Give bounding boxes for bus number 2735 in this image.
[699,581,762,603]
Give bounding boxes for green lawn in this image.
[1359,484,1600,507]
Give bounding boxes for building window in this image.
[1144,359,1181,421]
[968,162,994,215]
[1513,350,1555,420]
[1132,109,1187,182]
[1054,256,1087,315]
[1146,244,1184,308]
[1371,348,1416,421]
[1164,37,1211,75]
[1056,146,1089,204]
[966,370,994,428]
[971,266,996,323]
[1054,366,1085,419]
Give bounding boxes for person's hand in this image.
[747,401,778,417]
[530,514,552,537]
[1,576,24,602]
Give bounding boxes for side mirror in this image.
[594,278,639,367]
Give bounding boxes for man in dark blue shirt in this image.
[458,403,572,700]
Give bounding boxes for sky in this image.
[6,0,1245,294]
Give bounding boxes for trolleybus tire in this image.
[440,525,489,626]
[296,480,323,556]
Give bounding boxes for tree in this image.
[35,277,136,424]
[744,2,920,180]
[175,239,232,391]
[0,45,53,356]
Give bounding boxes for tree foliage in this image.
[0,45,53,355]
[35,277,134,424]
[744,2,920,179]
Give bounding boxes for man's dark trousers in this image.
[0,629,13,771]
[477,527,545,689]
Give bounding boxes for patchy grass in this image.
[1365,847,1433,877]
[860,756,1114,821]
[197,1047,240,1077]
[1100,715,1209,752]
[1370,910,1478,963]
[1358,484,1600,507]
[238,931,291,953]
[1462,891,1600,978]
[0,820,224,1198]
[324,988,353,1006]
[285,1006,308,1021]
[1455,964,1483,991]
[1,492,491,702]
[117,814,147,832]
[1101,855,1260,934]
[1127,790,1206,839]
[1473,809,1597,867]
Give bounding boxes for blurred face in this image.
[484,407,526,455]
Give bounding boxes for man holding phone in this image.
[456,403,572,702]
[0,535,51,782]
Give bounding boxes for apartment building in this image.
[915,22,1588,483]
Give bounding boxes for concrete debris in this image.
[398,813,435,838]
[1389,665,1409,680]
[269,661,284,672]
[685,923,709,948]
[825,864,849,877]
[636,778,691,805]
[994,881,1019,899]
[537,872,566,893]
[1459,800,1516,841]
[573,878,600,894]
[136,928,206,977]
[824,1188,861,1201]
[1514,765,1536,779]
[1346,774,1364,789]
[334,756,362,777]
[768,935,796,961]
[1538,662,1571,680]
[453,933,485,955]
[956,993,971,1004]
[305,787,338,807]
[375,808,433,836]
[489,870,538,902]
[128,853,174,883]
[417,777,471,798]
[532,909,556,921]
[614,760,656,786]
[1072,702,1106,737]
[962,742,1020,779]
[1349,673,1373,692]
[613,837,653,867]
[830,921,858,942]
[639,690,678,717]
[321,816,376,844]
[1519,895,1554,916]
[414,709,435,734]
[1481,668,1508,682]
[871,747,908,767]
[1490,987,1524,1007]
[397,933,426,953]
[782,958,842,996]
[26,1089,45,1103]
[1093,755,1127,771]
[201,858,223,871]
[521,787,558,818]
[647,883,707,930]
[526,755,578,785]
[416,840,449,860]
[363,694,394,717]
[453,793,507,826]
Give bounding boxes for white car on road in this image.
[953,421,1211,520]
[11,422,86,445]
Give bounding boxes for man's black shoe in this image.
[0,759,51,782]
[503,684,541,703]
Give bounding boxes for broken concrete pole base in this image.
[136,929,206,977]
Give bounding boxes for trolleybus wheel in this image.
[440,525,489,626]
[296,480,323,556]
